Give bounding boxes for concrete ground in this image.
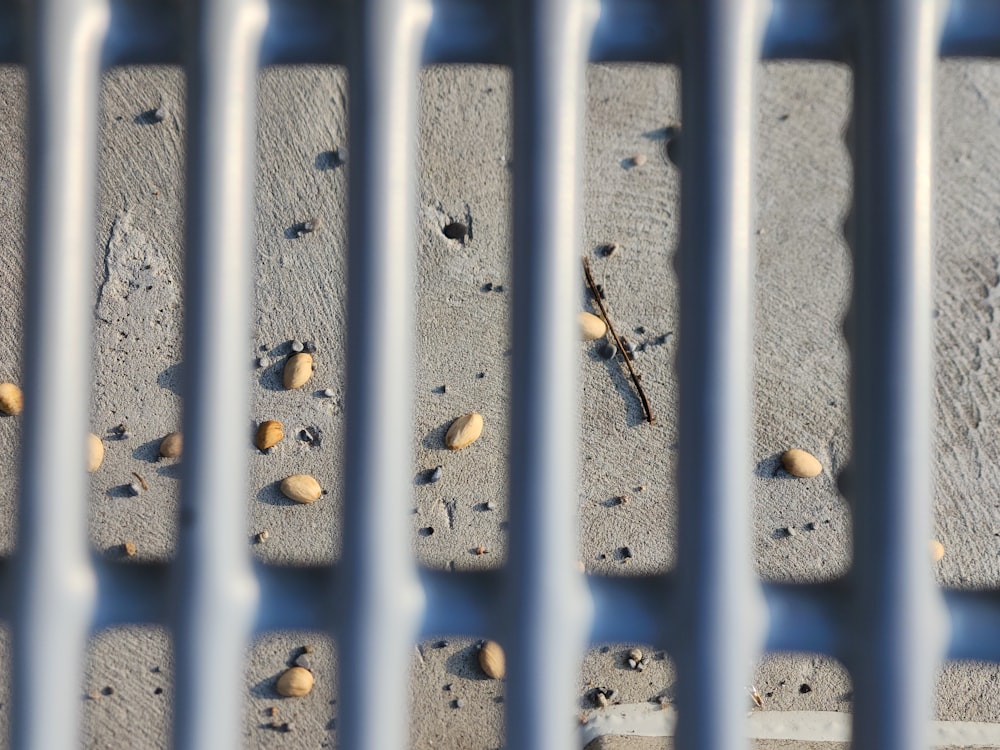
[0,58,997,748]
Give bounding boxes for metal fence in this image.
[1,0,999,748]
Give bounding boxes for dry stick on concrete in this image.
[582,256,655,424]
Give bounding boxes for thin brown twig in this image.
[582,256,655,424]
[132,471,149,491]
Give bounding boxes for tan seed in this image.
[280,474,322,504]
[123,541,137,557]
[0,383,22,415]
[87,433,104,472]
[275,666,314,698]
[283,353,313,390]
[930,539,945,563]
[780,448,822,478]
[478,640,505,680]
[255,420,284,450]
[578,311,607,341]
[445,412,484,450]
[159,431,182,459]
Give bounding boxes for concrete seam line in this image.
[580,704,1000,746]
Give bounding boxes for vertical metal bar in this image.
[847,2,947,749]
[673,1,765,749]
[339,1,429,749]
[507,2,597,749]
[16,2,107,749]
[174,1,266,748]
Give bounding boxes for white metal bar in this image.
[847,2,948,749]
[339,1,429,749]
[506,1,597,749]
[173,1,266,748]
[15,2,107,749]
[673,1,766,749]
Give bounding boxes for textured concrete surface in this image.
[0,58,995,748]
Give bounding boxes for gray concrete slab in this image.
[0,58,993,748]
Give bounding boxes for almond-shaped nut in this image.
[159,431,183,459]
[578,311,607,341]
[276,666,314,697]
[445,412,484,450]
[255,420,284,450]
[780,448,821,478]
[87,433,104,473]
[930,539,945,563]
[280,474,322,504]
[283,353,313,390]
[478,640,505,680]
[0,382,23,415]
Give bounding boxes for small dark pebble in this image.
[282,722,294,733]
[482,282,494,292]
[443,222,468,241]
[434,640,449,649]
[494,284,504,292]
[419,527,435,537]
[476,371,485,379]
[799,684,812,694]
[598,343,617,360]
[101,686,114,696]
[596,284,606,300]
[599,242,619,258]
[485,501,495,511]
[635,326,646,334]
[153,687,163,695]
[600,645,610,653]
[429,466,443,483]
[622,340,635,353]
[443,683,452,691]
[804,521,817,531]
[303,341,317,354]
[619,546,633,560]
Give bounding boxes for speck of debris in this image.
[618,546,633,560]
[596,284,606,300]
[443,222,468,241]
[419,527,435,537]
[302,218,322,234]
[804,521,817,531]
[153,687,163,695]
[482,282,494,292]
[428,466,443,483]
[476,371,485,379]
[434,640,449,649]
[656,333,672,345]
[799,684,812,694]
[303,341,317,354]
[635,326,646,334]
[267,706,278,717]
[101,686,114,696]
[600,242,620,258]
[474,546,487,555]
[600,645,610,653]
[123,541,137,557]
[443,683,452,690]
[494,284,505,292]
[255,530,269,543]
[598,343,617,360]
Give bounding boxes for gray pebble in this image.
[429,466,443,483]
[291,340,304,353]
[598,343,617,360]
[452,698,464,709]
[443,683,452,691]
[322,388,335,398]
[152,107,165,122]
[294,653,314,670]
[485,501,495,511]
[627,658,637,669]
[127,482,141,497]
[804,521,817,531]
[303,341,317,354]
[494,284,504,293]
